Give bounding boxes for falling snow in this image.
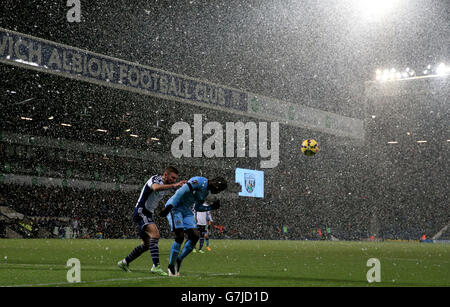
[0,0,448,245]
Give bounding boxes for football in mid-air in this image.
[301,139,319,156]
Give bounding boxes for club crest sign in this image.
[244,173,256,194]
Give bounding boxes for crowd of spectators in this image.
[0,183,134,239]
[0,181,447,241]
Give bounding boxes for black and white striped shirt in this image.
[135,175,175,214]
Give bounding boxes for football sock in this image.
[169,241,182,266]
[176,258,182,273]
[125,244,146,264]
[206,238,209,247]
[198,238,204,250]
[177,240,195,261]
[149,238,160,266]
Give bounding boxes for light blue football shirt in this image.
[164,176,213,213]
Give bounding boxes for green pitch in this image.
[0,239,449,287]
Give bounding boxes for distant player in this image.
[117,166,186,275]
[159,176,227,276]
[193,204,213,253]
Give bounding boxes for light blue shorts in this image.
[167,209,197,232]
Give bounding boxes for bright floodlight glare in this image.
[436,63,449,75]
[377,68,403,81]
[354,0,399,22]
[375,69,382,80]
[381,69,390,81]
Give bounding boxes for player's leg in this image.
[144,224,160,266]
[179,213,199,259]
[118,211,149,272]
[205,232,211,251]
[167,211,185,276]
[127,225,151,261]
[168,228,184,276]
[175,226,200,274]
[180,228,199,259]
[118,233,149,272]
[144,224,167,276]
[198,225,206,252]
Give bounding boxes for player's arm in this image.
[151,180,187,191]
[207,212,213,224]
[207,221,213,231]
[158,183,190,217]
[206,213,213,230]
[194,199,220,212]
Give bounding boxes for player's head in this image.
[162,166,179,184]
[208,177,228,194]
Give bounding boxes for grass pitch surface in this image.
[0,239,448,287]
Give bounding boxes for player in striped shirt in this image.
[117,166,186,275]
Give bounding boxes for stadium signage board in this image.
[247,95,364,140]
[0,27,364,140]
[235,168,264,198]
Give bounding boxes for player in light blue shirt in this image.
[159,176,227,276]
